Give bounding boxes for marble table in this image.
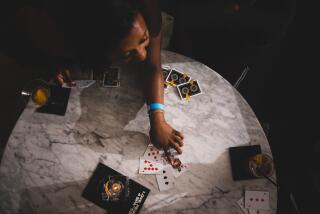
[0,50,277,213]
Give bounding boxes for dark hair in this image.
[63,0,140,65]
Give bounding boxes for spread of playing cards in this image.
[138,143,188,191]
[162,65,203,100]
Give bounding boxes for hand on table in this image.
[149,112,184,154]
[55,68,76,87]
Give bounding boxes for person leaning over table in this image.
[1,0,184,153]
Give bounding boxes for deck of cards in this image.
[237,190,270,214]
[162,65,203,100]
[139,144,189,191]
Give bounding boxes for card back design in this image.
[177,80,202,100]
[102,66,120,87]
[167,69,190,86]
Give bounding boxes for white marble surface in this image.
[0,51,277,213]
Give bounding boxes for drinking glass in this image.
[248,153,274,178]
[21,79,51,107]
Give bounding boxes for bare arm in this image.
[141,0,184,153]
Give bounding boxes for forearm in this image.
[143,31,163,103]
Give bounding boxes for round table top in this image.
[0,50,277,213]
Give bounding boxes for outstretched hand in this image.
[149,112,184,154]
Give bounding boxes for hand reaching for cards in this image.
[149,113,184,154]
[55,68,76,87]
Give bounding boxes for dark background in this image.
[162,1,320,213]
[1,1,319,213]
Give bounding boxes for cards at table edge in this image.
[244,190,270,210]
[102,66,120,87]
[177,80,203,100]
[237,198,249,214]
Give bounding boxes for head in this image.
[109,12,150,64]
[66,0,150,65]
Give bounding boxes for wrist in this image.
[149,110,165,126]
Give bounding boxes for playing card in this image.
[62,80,96,88]
[177,80,202,100]
[102,66,120,87]
[237,198,249,214]
[162,66,172,88]
[156,166,175,191]
[166,69,190,86]
[171,163,188,178]
[248,208,268,214]
[143,144,163,163]
[139,157,163,174]
[245,190,270,210]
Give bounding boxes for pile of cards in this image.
[237,190,270,214]
[162,66,203,100]
[139,144,188,191]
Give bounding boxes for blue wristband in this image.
[148,103,164,111]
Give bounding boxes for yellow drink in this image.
[31,87,49,106]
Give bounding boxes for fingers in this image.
[173,134,183,147]
[55,69,75,86]
[174,130,184,140]
[56,73,64,85]
[170,141,182,154]
[62,69,72,82]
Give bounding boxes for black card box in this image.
[36,85,71,116]
[229,145,261,181]
[82,163,150,214]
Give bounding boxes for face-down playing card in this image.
[162,66,172,88]
[166,69,190,86]
[177,80,202,100]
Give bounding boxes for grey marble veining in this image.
[0,51,277,213]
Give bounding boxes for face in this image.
[110,13,150,64]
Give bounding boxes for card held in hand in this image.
[82,163,150,214]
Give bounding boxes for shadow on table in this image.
[8,153,235,214]
[68,65,151,159]
[3,179,105,214]
[5,152,273,213]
